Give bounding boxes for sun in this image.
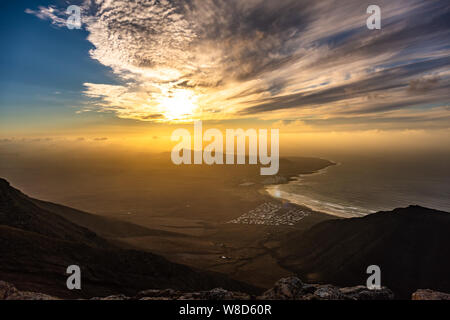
[157,89,199,121]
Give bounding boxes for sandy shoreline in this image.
[261,160,339,218]
[263,160,375,218]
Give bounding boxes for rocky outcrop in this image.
[92,288,252,300]
[1,277,398,300]
[0,281,58,300]
[0,281,17,299]
[257,277,394,300]
[89,277,394,300]
[412,289,450,300]
[5,277,450,301]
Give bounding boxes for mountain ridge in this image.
[0,178,260,298]
[278,205,450,298]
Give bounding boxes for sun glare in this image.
[157,89,199,121]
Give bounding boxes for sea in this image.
[266,153,450,218]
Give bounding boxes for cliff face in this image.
[2,277,449,300]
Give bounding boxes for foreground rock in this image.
[93,288,252,300]
[90,277,394,300]
[0,281,58,300]
[3,277,449,300]
[257,277,394,300]
[412,289,450,300]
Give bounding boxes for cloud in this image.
[25,6,67,28]
[241,57,450,114]
[26,0,450,130]
[408,76,441,93]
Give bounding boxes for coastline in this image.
[263,161,374,218]
[258,159,340,219]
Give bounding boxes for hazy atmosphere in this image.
[0,0,449,304]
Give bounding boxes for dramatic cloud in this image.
[25,6,67,27]
[27,0,450,129]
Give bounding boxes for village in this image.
[227,202,310,226]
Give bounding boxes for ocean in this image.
[266,153,450,218]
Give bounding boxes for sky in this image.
[0,0,449,152]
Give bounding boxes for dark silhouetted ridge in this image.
[279,205,450,299]
[0,178,259,298]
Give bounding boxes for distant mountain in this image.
[278,205,450,299]
[0,178,258,298]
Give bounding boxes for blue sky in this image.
[0,1,118,133]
